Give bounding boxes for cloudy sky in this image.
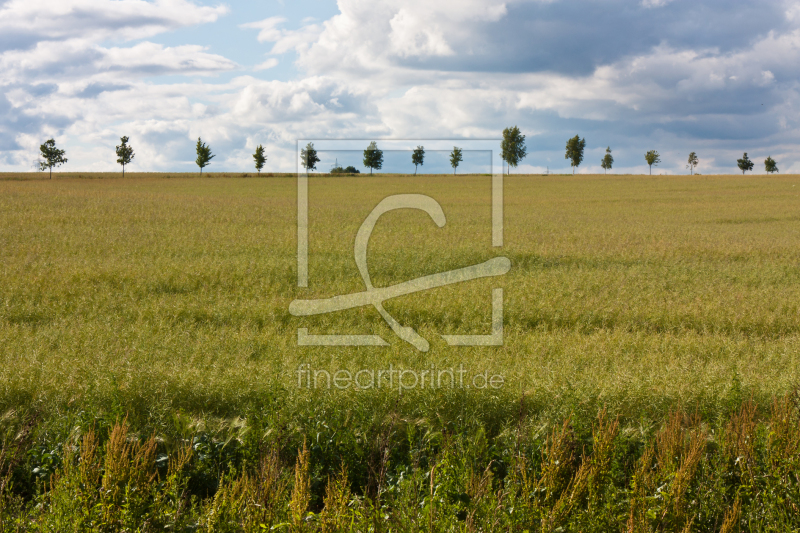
[1,0,798,174]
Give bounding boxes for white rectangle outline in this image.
[295,139,504,347]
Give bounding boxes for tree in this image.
[300,142,320,173]
[253,144,266,174]
[363,141,383,174]
[450,146,463,175]
[565,135,586,174]
[331,165,360,174]
[39,139,67,179]
[737,153,754,174]
[501,126,527,174]
[600,146,613,174]
[765,156,778,174]
[195,137,215,174]
[115,136,134,178]
[412,146,425,175]
[644,150,661,175]
[687,152,698,175]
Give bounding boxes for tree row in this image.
[36,133,780,177]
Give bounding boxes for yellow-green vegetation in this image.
[0,172,799,530]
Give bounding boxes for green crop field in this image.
[0,172,799,531]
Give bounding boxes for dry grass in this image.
[1,171,800,528]
[1,173,799,419]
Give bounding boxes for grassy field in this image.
[0,172,799,530]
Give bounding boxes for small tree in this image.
[501,126,527,174]
[450,147,463,175]
[115,136,134,178]
[600,146,613,174]
[253,144,266,174]
[687,152,698,175]
[765,156,778,174]
[195,137,215,174]
[39,138,67,179]
[565,135,585,174]
[737,153,754,174]
[363,141,383,174]
[644,150,661,175]
[300,142,320,173]
[412,146,425,175]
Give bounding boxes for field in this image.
[0,172,799,530]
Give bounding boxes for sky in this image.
[1,0,799,174]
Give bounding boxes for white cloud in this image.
[254,58,279,71]
[240,17,287,43]
[2,0,800,176]
[389,10,454,58]
[0,0,227,46]
[100,43,237,76]
[291,0,510,75]
[641,0,674,7]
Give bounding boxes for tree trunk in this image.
[50,167,52,179]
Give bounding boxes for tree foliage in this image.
[39,138,67,179]
[412,146,425,175]
[644,150,661,175]
[195,138,215,174]
[449,146,463,174]
[363,141,383,174]
[764,156,778,174]
[600,146,613,174]
[565,135,586,174]
[330,165,360,174]
[687,152,698,175]
[737,153,754,174]
[501,126,527,174]
[115,136,135,178]
[253,145,267,174]
[300,142,320,172]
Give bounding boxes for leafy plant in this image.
[501,126,527,174]
[39,138,67,179]
[300,142,320,173]
[687,151,698,175]
[737,152,754,174]
[363,141,383,174]
[330,165,360,174]
[765,155,778,173]
[412,145,425,175]
[195,137,215,174]
[450,146,463,175]
[600,146,613,174]
[565,135,586,174]
[115,136,135,178]
[253,144,266,174]
[645,150,661,174]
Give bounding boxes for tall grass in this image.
[0,173,799,528]
[1,395,798,530]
